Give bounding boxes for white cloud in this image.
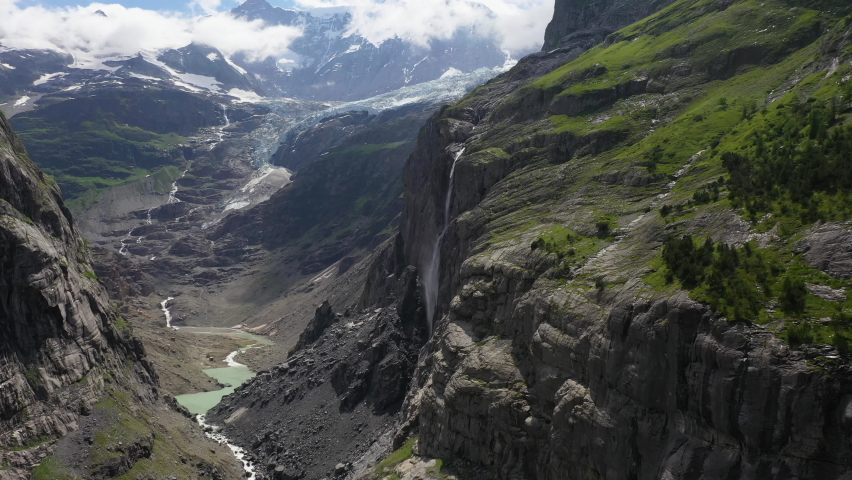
[294,0,553,55]
[0,1,303,68]
[0,0,551,69]
[191,12,303,61]
[189,0,223,15]
[480,0,554,54]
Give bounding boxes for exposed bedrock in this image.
[394,6,852,477]
[0,110,156,464]
[543,0,676,52]
[404,278,852,478]
[207,238,430,479]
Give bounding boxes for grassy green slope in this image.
[13,113,185,204]
[9,89,223,204]
[450,0,852,351]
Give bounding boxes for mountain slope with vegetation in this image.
[385,0,852,477]
[7,89,248,208]
[211,0,852,478]
[0,109,242,479]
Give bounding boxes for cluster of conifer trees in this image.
[724,96,852,222]
[662,236,806,322]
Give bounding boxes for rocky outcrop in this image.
[89,434,154,480]
[796,222,852,280]
[207,239,429,479]
[291,300,336,353]
[405,287,852,478]
[387,2,852,478]
[0,110,156,471]
[543,0,675,52]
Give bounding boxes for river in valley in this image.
[174,327,273,415]
[160,300,273,479]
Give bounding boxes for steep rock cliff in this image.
[204,1,852,479]
[207,238,429,480]
[543,0,675,52]
[394,0,852,478]
[0,110,158,473]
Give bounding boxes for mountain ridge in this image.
[208,0,852,478]
[0,98,245,480]
[229,0,509,100]
[7,0,852,478]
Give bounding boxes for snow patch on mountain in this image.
[174,72,223,92]
[225,56,248,75]
[440,67,462,79]
[129,73,160,82]
[227,88,264,103]
[33,72,66,85]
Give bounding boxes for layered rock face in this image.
[542,0,675,52]
[393,0,852,478]
[0,110,155,469]
[207,238,429,479]
[407,292,852,478]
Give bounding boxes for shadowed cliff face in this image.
[542,0,675,52]
[0,110,156,466]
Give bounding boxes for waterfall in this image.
[212,105,230,147]
[160,297,177,330]
[118,229,133,256]
[423,147,464,332]
[167,170,188,204]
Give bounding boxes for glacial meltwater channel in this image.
[159,297,273,479]
[172,328,273,479]
[174,327,274,415]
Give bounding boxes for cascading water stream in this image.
[196,415,256,480]
[160,297,176,330]
[157,299,258,479]
[118,168,188,255]
[118,229,133,256]
[212,105,230,148]
[167,170,188,204]
[423,147,465,332]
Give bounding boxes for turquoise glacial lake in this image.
[174,328,273,415]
